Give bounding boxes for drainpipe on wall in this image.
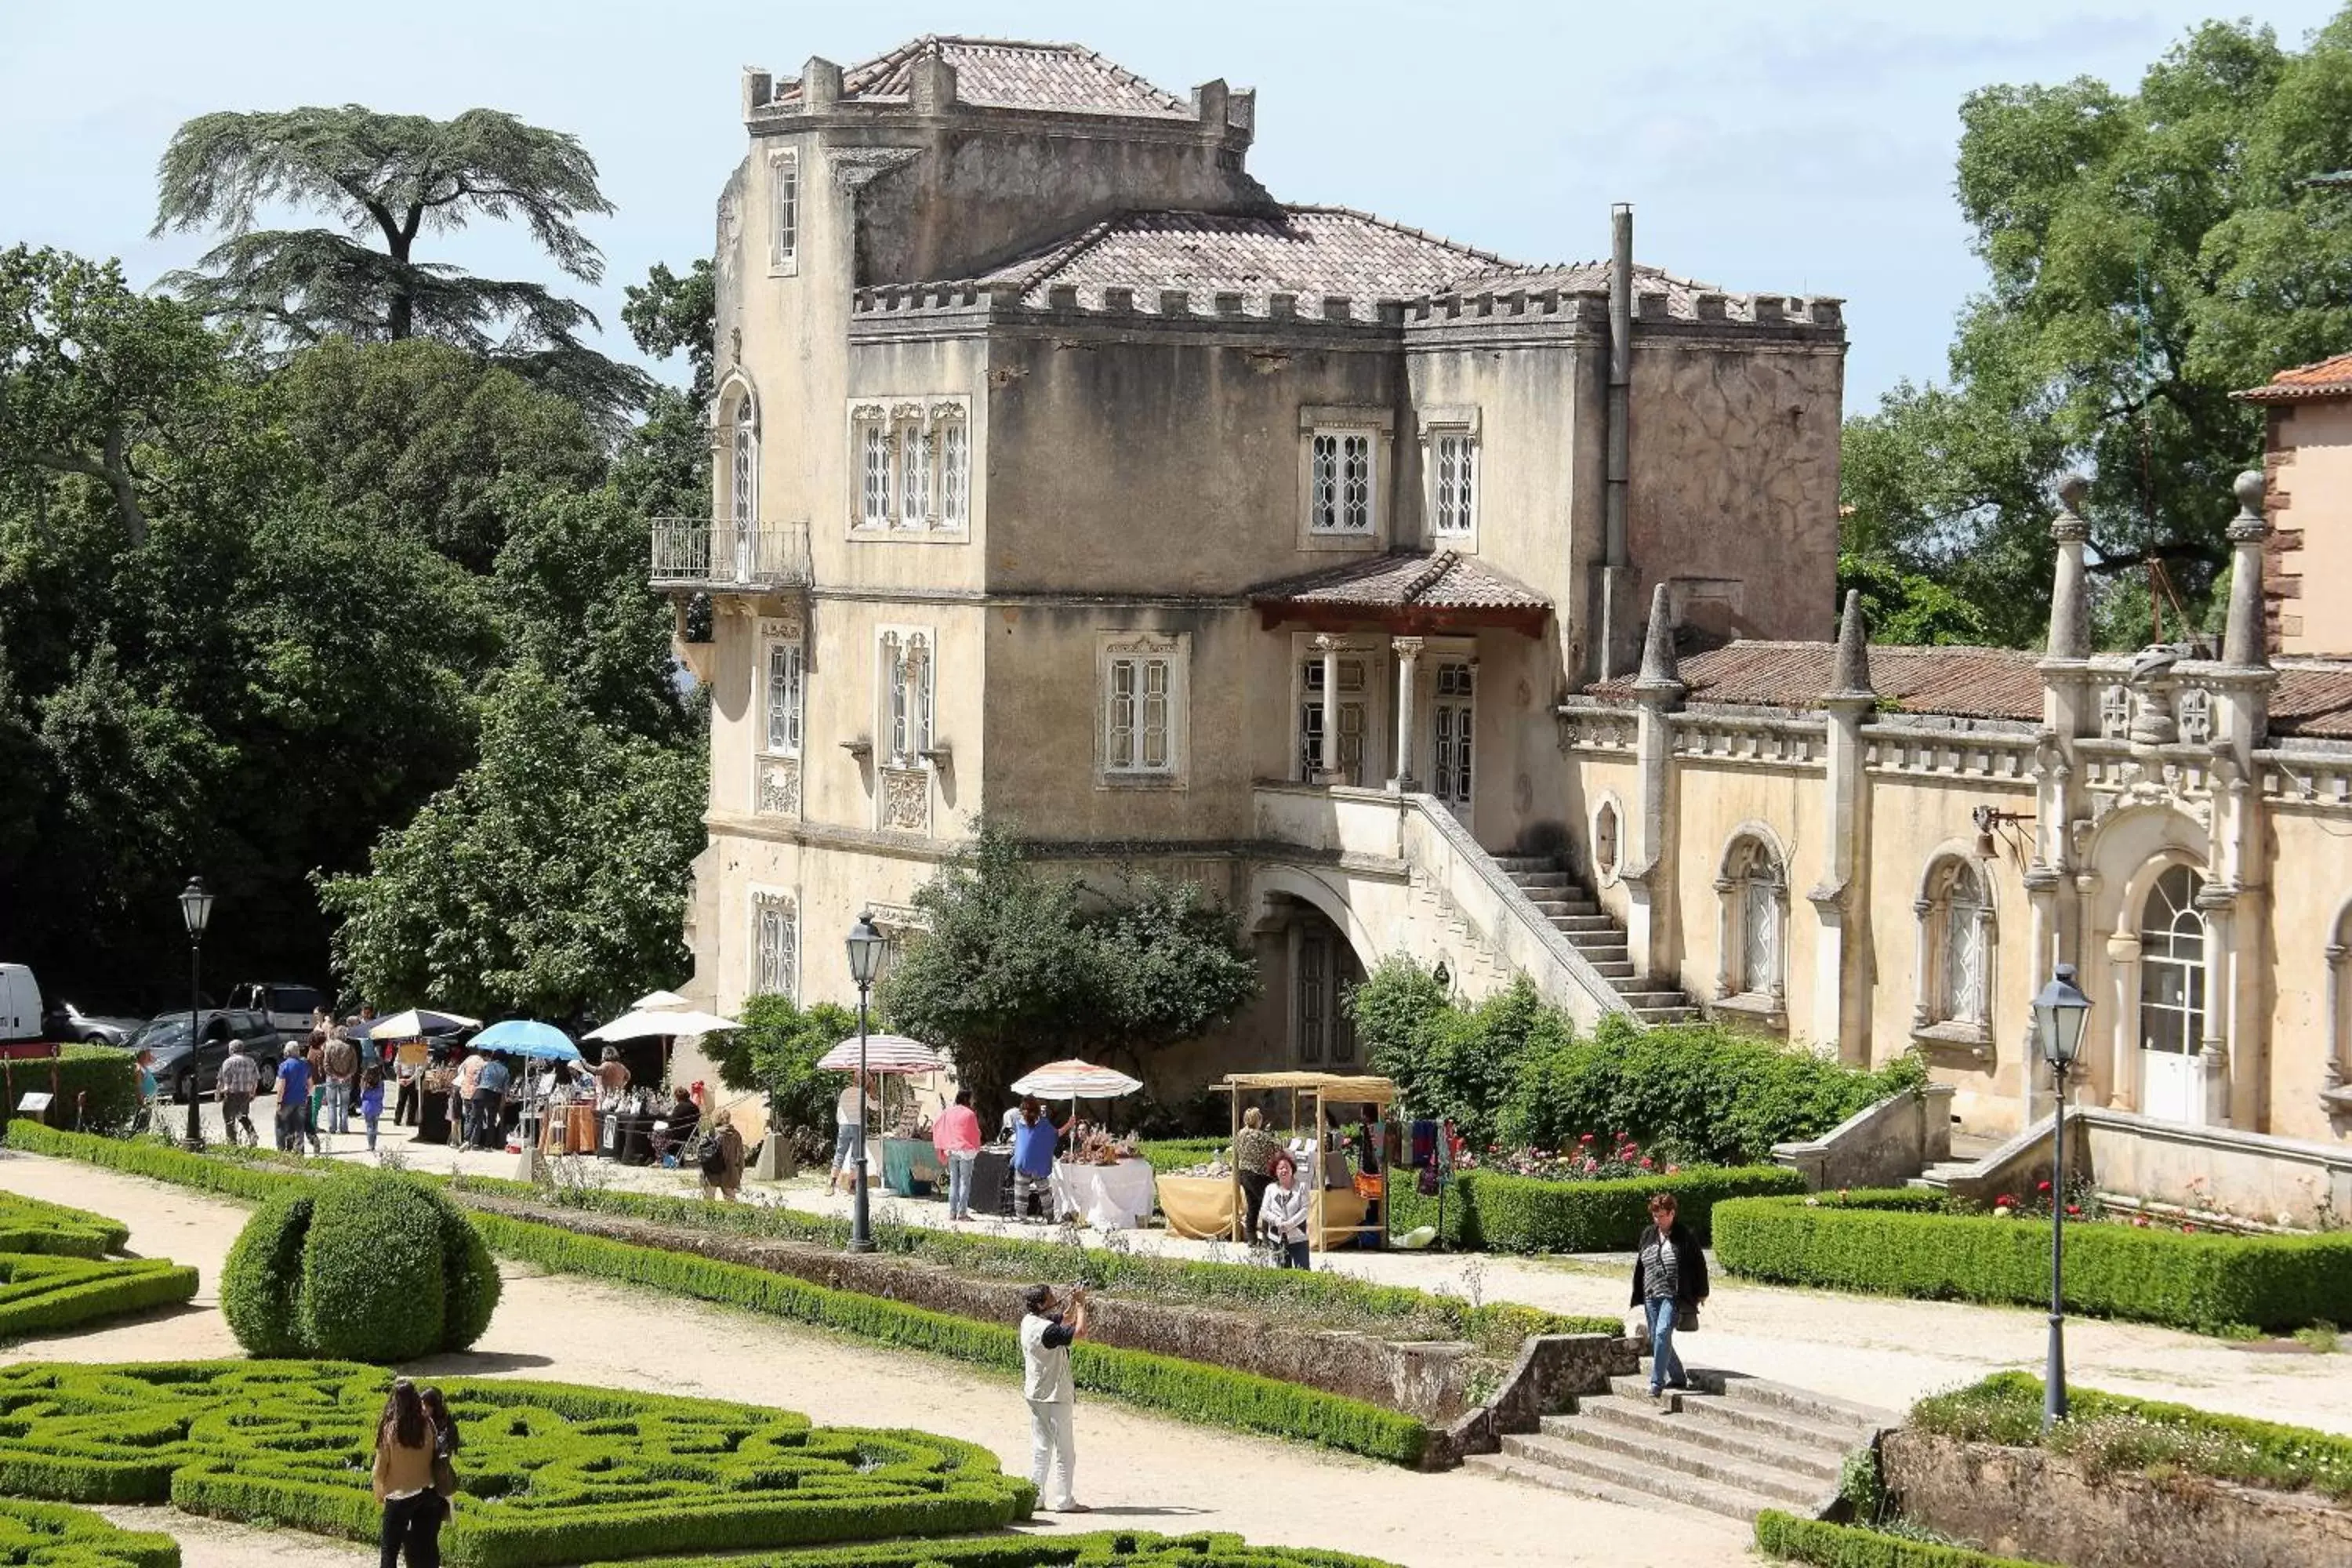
[1597,202,1635,681]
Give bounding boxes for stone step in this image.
[1460,1451,1672,1514]
[1568,942,1632,964]
[1572,1399,1851,1482]
[1510,873,1576,892]
[1480,1429,1800,1523]
[1533,1404,1835,1505]
[1547,913,1617,932]
[1614,1370,1900,1435]
[1587,960,1637,980]
[1672,1390,1885,1455]
[1633,1010,1704,1026]
[1615,989,1693,1007]
[1527,898,1601,917]
[1491,855,1560,873]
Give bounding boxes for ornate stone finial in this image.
[1632,583,1682,696]
[2046,472,2092,660]
[2223,468,2271,668]
[1826,588,1875,703]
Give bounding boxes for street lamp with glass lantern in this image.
[844,909,888,1254]
[2031,961,2092,1429]
[177,877,216,1151]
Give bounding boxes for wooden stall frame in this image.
[1214,1072,1398,1253]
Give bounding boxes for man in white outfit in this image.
[1018,1283,1090,1513]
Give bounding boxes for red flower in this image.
[1997,1194,2017,1208]
[2037,1181,2053,1195]
[1579,1134,1595,1145]
[1640,1156,1654,1169]
[2066,1204,2081,1216]
[2182,1223,2198,1233]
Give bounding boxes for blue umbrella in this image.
[470,1019,583,1062]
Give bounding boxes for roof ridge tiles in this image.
[1279,204,1515,267]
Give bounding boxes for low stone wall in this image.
[1882,1430,2352,1568]
[1938,1106,2352,1229]
[1773,1084,1955,1191]
[1435,1332,1638,1465]
[456,1190,1632,1428]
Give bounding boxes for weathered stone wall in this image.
[1882,1431,2352,1568]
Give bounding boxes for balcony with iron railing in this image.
[649,518,813,591]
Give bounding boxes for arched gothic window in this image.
[1719,835,1785,1003]
[2139,865,2208,1057]
[1917,857,1991,1033]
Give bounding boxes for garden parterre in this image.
[0,1361,1033,1568]
[0,1498,178,1568]
[0,1188,197,1339]
[615,1530,1402,1568]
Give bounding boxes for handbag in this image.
[1676,1301,1700,1333]
[432,1452,459,1498]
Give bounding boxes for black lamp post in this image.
[178,877,215,1151]
[2031,961,2092,1429]
[844,909,888,1254]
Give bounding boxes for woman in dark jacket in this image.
[1628,1192,1708,1402]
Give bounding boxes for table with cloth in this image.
[541,1101,597,1154]
[1156,1174,1239,1240]
[880,1136,942,1196]
[1050,1157,1156,1230]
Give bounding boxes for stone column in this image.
[2198,884,2235,1128]
[2104,932,2140,1114]
[2327,942,2348,1102]
[1625,586,1685,982]
[1714,876,1737,1000]
[1390,636,1423,792]
[1815,590,1875,1062]
[1312,634,1342,784]
[1911,898,1935,1033]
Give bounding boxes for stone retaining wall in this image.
[456,1191,1633,1426]
[1882,1431,2352,1568]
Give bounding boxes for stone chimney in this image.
[1192,78,1229,132]
[742,67,773,117]
[909,52,958,114]
[802,56,843,111]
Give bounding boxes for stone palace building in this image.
[659,35,2352,1182]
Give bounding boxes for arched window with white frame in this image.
[723,383,759,582]
[1718,833,1786,1005]
[751,891,798,1001]
[1916,856,1992,1037]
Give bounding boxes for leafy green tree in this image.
[317,666,706,1021]
[151,106,649,427]
[1836,553,1992,646]
[880,824,1261,1117]
[700,993,858,1151]
[1844,12,2352,645]
[0,246,234,545]
[622,260,715,405]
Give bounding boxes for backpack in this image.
[698,1136,730,1179]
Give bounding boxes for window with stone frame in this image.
[763,637,804,757]
[855,406,892,527]
[895,405,931,530]
[768,150,798,273]
[2099,684,2130,740]
[752,892,798,1000]
[850,400,970,532]
[936,409,970,527]
[1722,835,1785,1001]
[1299,655,1368,782]
[1429,428,1478,539]
[1592,800,1622,881]
[880,630,935,764]
[1102,634,1185,779]
[2177,686,2213,745]
[1919,857,1991,1033]
[1308,427,1377,535]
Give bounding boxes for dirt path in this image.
[0,1150,1755,1568]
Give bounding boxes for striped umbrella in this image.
[817,1033,946,1076]
[1010,1059,1142,1100]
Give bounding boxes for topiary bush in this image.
[220,1170,499,1359]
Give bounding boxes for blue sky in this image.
[2,1,2338,408]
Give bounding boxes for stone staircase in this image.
[1466,1367,1893,1522]
[1494,855,1698,1023]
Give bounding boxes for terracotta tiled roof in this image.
[2271,666,2352,738]
[1251,550,1549,612]
[778,37,1193,118]
[1439,260,1715,310]
[1591,641,2047,720]
[2236,350,2352,405]
[967,209,1515,321]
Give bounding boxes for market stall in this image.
[1009,1059,1152,1229]
[1156,1174,1237,1240]
[1214,1071,1398,1252]
[817,1033,948,1193]
[880,1135,942,1196]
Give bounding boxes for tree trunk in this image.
[387,230,415,341]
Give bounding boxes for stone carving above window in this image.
[756,756,800,817]
[878,765,931,834]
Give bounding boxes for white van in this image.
[0,965,43,1046]
[223,982,330,1036]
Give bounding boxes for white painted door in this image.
[2138,865,2207,1123]
[1432,661,1475,826]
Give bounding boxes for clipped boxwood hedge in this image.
[1712,1190,2352,1334]
[0,1361,1030,1568]
[0,1254,198,1340]
[9,1126,1431,1466]
[1755,1512,2056,1568]
[627,1528,1405,1568]
[0,1498,179,1568]
[0,1192,131,1257]
[1386,1164,1807,1253]
[0,1050,141,1136]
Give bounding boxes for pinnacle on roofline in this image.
[1826,589,1875,702]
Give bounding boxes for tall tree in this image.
[151,106,648,428]
[1843,11,2352,646]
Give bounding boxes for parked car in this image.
[0,965,42,1046]
[124,1010,285,1101]
[223,982,331,1036]
[49,1003,145,1047]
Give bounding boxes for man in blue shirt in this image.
[1010,1098,1073,1222]
[471,1054,513,1149]
[274,1043,312,1152]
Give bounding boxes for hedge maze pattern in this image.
[631,1531,1405,1568]
[0,1362,1030,1568]
[0,1499,178,1568]
[0,1194,194,1340]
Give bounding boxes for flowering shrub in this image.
[1453,1134,1679,1182]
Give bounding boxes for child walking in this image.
[360,1067,387,1152]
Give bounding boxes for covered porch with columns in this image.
[1248,549,1551,849]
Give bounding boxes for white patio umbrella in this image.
[369,1007,480,1039]
[630,989,693,1011]
[817,1034,946,1075]
[1010,1059,1142,1100]
[585,1007,742,1042]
